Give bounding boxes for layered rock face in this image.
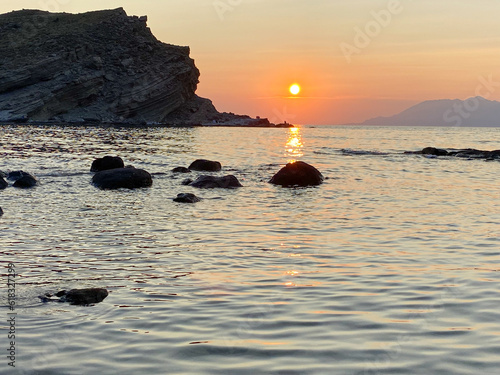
[0,8,260,125]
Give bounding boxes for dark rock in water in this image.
[189,175,242,189]
[406,147,500,160]
[448,148,500,159]
[92,167,152,189]
[91,156,124,172]
[269,161,324,187]
[0,176,7,189]
[181,178,193,186]
[173,193,201,203]
[0,207,3,216]
[40,288,108,305]
[7,170,29,181]
[188,159,222,172]
[421,147,448,156]
[12,173,38,188]
[172,166,191,173]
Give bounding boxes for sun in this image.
[289,84,301,95]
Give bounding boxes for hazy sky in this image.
[2,0,500,124]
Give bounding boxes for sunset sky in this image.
[3,0,500,125]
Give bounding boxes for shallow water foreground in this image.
[1,125,499,374]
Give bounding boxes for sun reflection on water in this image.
[285,127,303,162]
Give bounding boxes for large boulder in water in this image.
[269,161,324,187]
[92,167,152,189]
[91,156,124,172]
[0,176,7,189]
[188,159,222,172]
[189,175,242,189]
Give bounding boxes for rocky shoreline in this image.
[0,8,284,127]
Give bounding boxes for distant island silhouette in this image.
[361,96,500,127]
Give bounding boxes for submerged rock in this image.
[92,167,152,189]
[40,288,108,305]
[188,159,222,172]
[173,193,201,203]
[91,156,124,172]
[269,161,324,187]
[181,178,193,186]
[172,166,191,173]
[189,175,242,189]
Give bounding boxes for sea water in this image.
[1,125,499,375]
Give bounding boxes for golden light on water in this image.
[285,126,303,162]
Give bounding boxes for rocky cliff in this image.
[0,8,267,126]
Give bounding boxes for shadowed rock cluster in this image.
[406,147,500,160]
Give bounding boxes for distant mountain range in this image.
[361,97,500,127]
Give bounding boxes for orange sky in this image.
[3,0,500,125]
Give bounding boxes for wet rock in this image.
[189,175,242,189]
[188,159,222,172]
[0,176,7,189]
[181,178,193,186]
[406,147,500,160]
[13,174,38,188]
[421,147,448,156]
[269,161,324,187]
[173,193,201,203]
[172,166,191,173]
[8,171,38,188]
[448,148,500,159]
[7,170,29,181]
[90,156,124,172]
[40,288,108,305]
[0,207,3,216]
[92,167,152,189]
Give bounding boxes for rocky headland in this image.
[0,8,281,127]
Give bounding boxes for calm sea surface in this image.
[1,125,499,375]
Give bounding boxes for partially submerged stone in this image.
[8,171,38,188]
[92,167,152,189]
[269,161,324,187]
[173,193,201,203]
[172,166,191,173]
[40,288,108,305]
[188,159,222,172]
[90,156,124,172]
[189,175,242,189]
